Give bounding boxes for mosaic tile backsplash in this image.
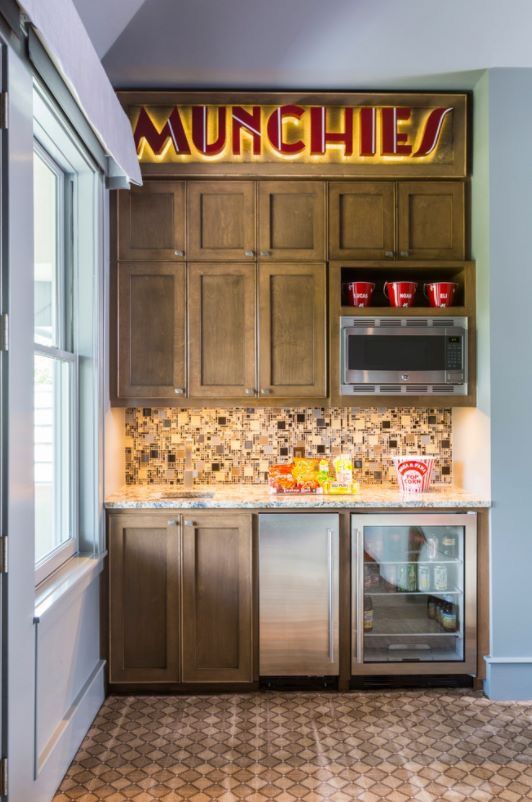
[125,407,453,486]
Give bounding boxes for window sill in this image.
[34,552,106,624]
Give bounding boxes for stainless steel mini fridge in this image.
[352,513,477,676]
[259,513,340,676]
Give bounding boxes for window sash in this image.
[34,345,79,585]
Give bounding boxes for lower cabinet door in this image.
[181,513,254,683]
[109,513,181,683]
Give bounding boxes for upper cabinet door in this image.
[259,181,325,260]
[188,263,257,398]
[118,181,186,261]
[117,262,186,400]
[187,181,256,260]
[397,181,465,260]
[329,182,395,259]
[258,262,327,399]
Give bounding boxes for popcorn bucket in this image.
[393,456,435,494]
[384,281,418,308]
[345,281,375,308]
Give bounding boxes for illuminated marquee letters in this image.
[131,101,460,168]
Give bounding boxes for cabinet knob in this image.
[400,250,409,257]
[245,388,256,395]
[174,249,185,257]
[184,520,195,527]
[167,519,179,526]
[244,250,255,257]
[260,250,270,257]
[174,387,185,395]
[384,250,394,258]
[260,388,272,395]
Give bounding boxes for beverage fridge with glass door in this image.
[351,513,477,676]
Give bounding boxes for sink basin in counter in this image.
[157,490,215,499]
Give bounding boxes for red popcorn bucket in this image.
[384,281,418,308]
[424,281,458,308]
[393,456,435,494]
[345,281,375,308]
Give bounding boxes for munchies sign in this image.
[121,92,468,177]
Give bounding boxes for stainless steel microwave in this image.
[340,316,468,396]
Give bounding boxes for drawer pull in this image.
[184,520,195,527]
[174,249,185,257]
[174,387,185,395]
[260,250,270,257]
[244,250,255,257]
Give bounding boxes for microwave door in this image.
[343,327,460,385]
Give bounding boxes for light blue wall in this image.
[483,68,532,700]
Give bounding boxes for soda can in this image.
[433,564,448,591]
[418,565,431,592]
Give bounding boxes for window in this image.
[33,83,104,585]
[34,146,78,575]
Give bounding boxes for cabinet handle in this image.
[400,250,409,257]
[167,519,179,526]
[355,527,364,664]
[174,249,185,257]
[327,529,335,663]
[260,388,272,395]
[174,387,185,395]
[244,250,255,257]
[245,388,256,395]
[384,250,394,258]
[184,520,195,527]
[260,250,270,257]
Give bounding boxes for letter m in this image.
[133,107,191,155]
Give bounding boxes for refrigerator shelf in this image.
[364,560,463,565]
[365,590,462,596]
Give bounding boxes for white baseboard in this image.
[34,659,105,802]
[484,656,532,700]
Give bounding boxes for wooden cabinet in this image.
[181,513,254,683]
[258,262,327,398]
[329,180,465,261]
[107,511,255,686]
[397,181,465,259]
[117,262,186,400]
[118,181,185,261]
[109,513,181,684]
[187,181,256,260]
[188,262,257,398]
[329,182,395,260]
[259,181,325,260]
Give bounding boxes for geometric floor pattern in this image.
[53,690,532,802]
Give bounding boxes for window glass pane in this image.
[34,152,58,346]
[34,353,73,565]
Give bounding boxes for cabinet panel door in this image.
[117,262,186,400]
[398,181,465,259]
[181,514,254,683]
[109,514,180,683]
[259,181,325,260]
[118,181,186,261]
[258,263,327,398]
[329,182,395,259]
[187,181,256,260]
[188,263,257,398]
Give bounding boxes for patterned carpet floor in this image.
[53,690,532,802]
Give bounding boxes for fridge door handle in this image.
[355,527,364,664]
[327,528,335,663]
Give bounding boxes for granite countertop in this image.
[105,484,491,510]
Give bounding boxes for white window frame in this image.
[33,82,103,586]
